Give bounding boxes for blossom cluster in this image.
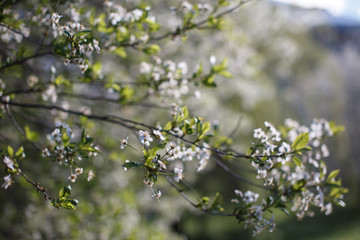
[140,59,190,101]
[51,11,101,73]
[0,23,30,44]
[43,125,97,183]
[231,190,276,236]
[247,118,346,226]
[105,1,145,25]
[120,128,212,199]
[165,142,211,172]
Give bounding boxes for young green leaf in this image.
[292,156,302,167]
[291,132,309,151]
[122,161,143,169]
[59,186,72,200]
[7,145,14,157]
[327,169,340,182]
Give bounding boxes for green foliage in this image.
[291,132,309,151]
[50,186,78,210]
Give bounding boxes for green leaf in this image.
[79,146,100,152]
[201,197,210,205]
[193,64,203,78]
[122,161,143,169]
[202,75,216,87]
[199,121,211,140]
[292,156,302,167]
[15,146,24,157]
[163,121,172,131]
[74,30,91,38]
[59,186,72,200]
[61,199,78,210]
[291,132,309,151]
[24,125,39,141]
[218,0,230,7]
[209,192,221,209]
[119,86,134,103]
[177,106,189,122]
[7,145,13,157]
[143,44,160,55]
[329,121,345,135]
[327,169,340,182]
[218,70,233,78]
[113,47,127,58]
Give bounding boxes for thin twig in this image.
[0,99,285,160]
[4,104,43,151]
[0,51,53,71]
[166,176,235,216]
[17,169,52,200]
[214,155,270,190]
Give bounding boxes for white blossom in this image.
[87,170,95,181]
[174,168,183,182]
[2,175,12,189]
[120,137,128,149]
[152,191,161,201]
[3,156,15,171]
[139,130,153,147]
[153,130,166,141]
[75,168,83,175]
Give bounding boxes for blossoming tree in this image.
[0,0,348,238]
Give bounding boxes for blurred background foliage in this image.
[0,0,359,239]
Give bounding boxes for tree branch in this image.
[166,176,235,217]
[0,51,53,72]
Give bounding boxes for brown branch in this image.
[0,99,283,161]
[0,51,53,72]
[166,176,235,217]
[118,0,251,47]
[59,92,170,109]
[4,104,43,151]
[0,23,39,44]
[17,169,52,200]
[213,155,270,190]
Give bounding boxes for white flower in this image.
[2,175,12,189]
[278,142,291,154]
[153,130,165,141]
[140,62,152,74]
[69,173,77,182]
[256,169,267,179]
[158,160,166,170]
[197,158,208,172]
[51,12,62,29]
[174,168,183,182]
[234,189,243,197]
[243,191,259,204]
[87,170,95,181]
[50,128,62,142]
[321,144,330,158]
[253,128,265,139]
[92,39,101,53]
[3,156,15,171]
[152,191,162,200]
[323,203,333,215]
[144,178,153,187]
[183,148,194,161]
[42,148,51,157]
[139,130,153,147]
[178,62,188,75]
[42,85,57,103]
[75,168,83,175]
[131,9,143,21]
[120,137,128,149]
